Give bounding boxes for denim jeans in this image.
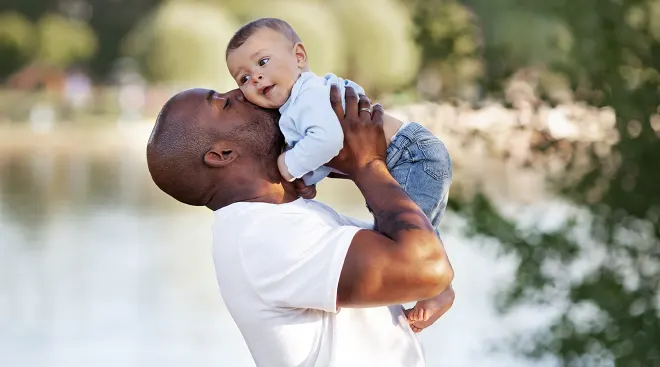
[384,122,453,235]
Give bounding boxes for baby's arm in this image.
[279,86,345,181]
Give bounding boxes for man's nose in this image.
[226,88,246,101]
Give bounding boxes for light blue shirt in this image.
[279,72,365,186]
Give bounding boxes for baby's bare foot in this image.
[405,289,455,332]
[410,298,443,320]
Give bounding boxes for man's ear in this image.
[204,143,237,168]
[293,42,308,68]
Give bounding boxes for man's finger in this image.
[344,86,358,119]
[300,186,316,199]
[371,103,384,128]
[292,179,316,199]
[292,179,305,189]
[329,84,344,121]
[358,94,371,120]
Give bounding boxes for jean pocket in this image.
[418,139,452,181]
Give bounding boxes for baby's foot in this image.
[405,288,455,332]
[407,298,443,331]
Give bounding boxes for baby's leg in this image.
[385,122,453,330]
[385,122,452,230]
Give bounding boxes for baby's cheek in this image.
[243,90,268,108]
[238,86,255,102]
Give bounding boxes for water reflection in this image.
[1,144,552,367]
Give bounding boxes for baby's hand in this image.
[277,152,296,182]
[293,179,316,199]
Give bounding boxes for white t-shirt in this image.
[212,198,426,367]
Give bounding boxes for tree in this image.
[122,1,239,89]
[447,0,660,365]
[0,12,35,79]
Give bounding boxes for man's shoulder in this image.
[214,200,360,267]
[213,200,333,236]
[214,200,308,221]
[212,201,315,260]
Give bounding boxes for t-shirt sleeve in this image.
[240,212,360,312]
[338,215,374,230]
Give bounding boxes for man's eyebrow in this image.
[206,89,215,104]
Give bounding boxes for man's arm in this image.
[337,162,453,307]
[327,86,453,308]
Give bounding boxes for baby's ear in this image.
[293,42,308,68]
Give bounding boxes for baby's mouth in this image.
[261,85,274,96]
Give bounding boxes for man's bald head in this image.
[146,88,283,207]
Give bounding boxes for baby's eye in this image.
[258,58,270,67]
[239,75,250,84]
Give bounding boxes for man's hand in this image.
[293,179,316,199]
[326,85,388,177]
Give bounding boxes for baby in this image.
[225,17,453,331]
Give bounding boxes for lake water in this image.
[0,125,558,367]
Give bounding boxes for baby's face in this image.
[227,28,305,109]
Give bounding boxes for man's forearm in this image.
[353,161,441,248]
[351,160,453,294]
[353,161,432,238]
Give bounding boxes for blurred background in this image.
[1,0,659,366]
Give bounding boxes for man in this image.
[146,85,454,366]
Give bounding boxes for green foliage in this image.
[123,0,421,93]
[329,0,421,94]
[0,12,35,78]
[35,14,98,68]
[123,1,239,89]
[242,0,348,78]
[0,11,98,75]
[404,0,483,100]
[443,0,660,364]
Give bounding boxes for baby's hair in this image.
[226,17,302,58]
